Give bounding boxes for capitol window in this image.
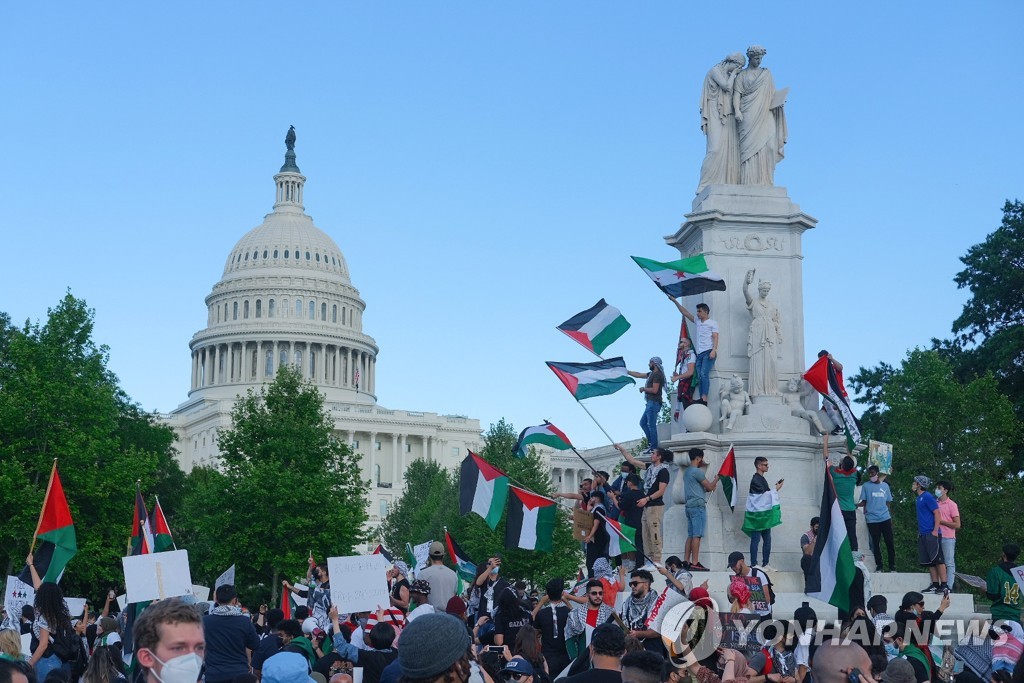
[243,300,249,319]
[310,351,316,376]
[284,250,289,258]
[295,249,300,260]
[309,301,315,319]
[265,350,273,375]
[263,250,268,259]
[253,250,259,260]
[296,299,303,317]
[273,249,278,258]
[244,252,249,261]
[268,299,275,318]
[305,251,311,260]
[233,302,238,320]
[321,302,327,321]
[315,253,320,262]
[342,307,346,325]
[255,300,262,318]
[294,350,302,367]
[332,304,337,323]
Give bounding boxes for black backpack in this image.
[50,626,81,663]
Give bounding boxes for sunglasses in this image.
[629,581,648,587]
[502,673,529,681]
[588,591,604,596]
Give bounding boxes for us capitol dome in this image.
[165,129,483,524]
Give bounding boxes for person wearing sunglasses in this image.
[622,571,661,655]
[501,657,535,683]
[565,581,614,659]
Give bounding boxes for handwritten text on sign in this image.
[328,554,389,614]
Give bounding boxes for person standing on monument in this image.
[743,269,782,397]
[911,475,947,594]
[614,444,672,567]
[697,52,746,192]
[935,480,960,592]
[733,45,787,186]
[858,465,895,573]
[682,449,719,572]
[668,297,718,405]
[628,357,666,452]
[671,337,697,429]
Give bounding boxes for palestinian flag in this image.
[717,446,738,511]
[19,462,77,584]
[130,488,152,556]
[546,357,634,400]
[459,451,510,530]
[514,421,573,458]
[741,478,782,535]
[806,466,855,612]
[444,529,477,582]
[631,255,727,298]
[602,513,637,557]
[150,496,175,552]
[372,544,394,563]
[505,486,556,552]
[280,588,293,620]
[557,299,631,356]
[804,355,862,450]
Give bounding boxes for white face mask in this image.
[884,642,899,658]
[870,475,879,483]
[147,651,203,683]
[935,488,945,498]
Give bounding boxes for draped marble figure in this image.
[697,52,745,192]
[743,269,782,397]
[733,46,787,185]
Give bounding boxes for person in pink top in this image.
[936,480,961,592]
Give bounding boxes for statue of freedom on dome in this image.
[285,126,297,151]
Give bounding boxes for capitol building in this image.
[164,134,484,525]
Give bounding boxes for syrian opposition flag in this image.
[18,462,77,585]
[600,512,637,557]
[130,488,153,556]
[717,446,738,511]
[372,544,394,563]
[631,254,726,298]
[546,357,635,400]
[806,466,855,612]
[557,299,631,356]
[444,529,477,583]
[741,476,782,535]
[460,451,510,530]
[804,355,862,449]
[505,486,556,552]
[514,421,574,458]
[150,496,176,552]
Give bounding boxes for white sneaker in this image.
[760,564,775,572]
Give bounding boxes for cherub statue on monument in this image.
[784,377,826,434]
[743,269,783,397]
[719,374,751,431]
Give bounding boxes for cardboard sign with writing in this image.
[572,508,594,542]
[327,555,389,614]
[122,550,194,604]
[3,575,34,632]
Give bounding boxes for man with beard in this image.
[621,570,662,655]
[565,580,614,657]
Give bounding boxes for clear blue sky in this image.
[3,2,1021,449]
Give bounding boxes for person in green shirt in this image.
[824,434,861,552]
[986,543,1022,625]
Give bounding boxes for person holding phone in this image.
[742,457,783,570]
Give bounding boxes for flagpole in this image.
[574,399,617,447]
[30,459,58,553]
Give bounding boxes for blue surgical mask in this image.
[491,567,499,575]
[885,642,899,658]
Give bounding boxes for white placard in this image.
[64,597,88,617]
[4,575,34,631]
[215,565,236,589]
[327,555,389,614]
[192,585,210,601]
[411,541,432,577]
[20,633,31,657]
[1010,565,1024,594]
[122,549,193,604]
[116,594,128,611]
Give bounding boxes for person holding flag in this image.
[671,337,698,430]
[668,297,719,404]
[581,491,611,577]
[627,357,667,452]
[614,444,673,567]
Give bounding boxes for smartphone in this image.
[484,646,505,653]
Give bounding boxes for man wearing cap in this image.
[419,541,458,610]
[911,475,947,593]
[395,613,473,683]
[406,580,437,623]
[501,658,536,683]
[628,357,667,453]
[726,552,773,618]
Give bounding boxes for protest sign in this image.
[645,587,686,632]
[116,594,128,611]
[64,597,88,617]
[572,508,594,542]
[122,549,193,603]
[410,541,431,576]
[1010,565,1024,594]
[3,575,34,631]
[192,585,211,601]
[215,565,236,589]
[20,633,31,657]
[327,555,389,614]
[719,613,761,658]
[868,441,893,475]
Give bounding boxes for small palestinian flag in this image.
[505,486,556,552]
[602,513,637,557]
[130,488,152,556]
[150,496,176,552]
[717,446,738,511]
[557,299,631,356]
[631,254,726,298]
[742,481,782,535]
[460,451,509,530]
[804,355,862,450]
[514,421,573,458]
[806,466,855,612]
[445,528,477,583]
[546,357,634,400]
[372,544,394,563]
[19,462,77,584]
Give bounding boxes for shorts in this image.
[686,505,706,538]
[918,533,945,566]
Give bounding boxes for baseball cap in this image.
[501,659,535,676]
[727,551,744,569]
[429,541,445,558]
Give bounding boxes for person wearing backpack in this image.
[727,551,774,618]
[26,581,78,680]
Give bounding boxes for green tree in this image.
[850,350,1022,575]
[379,419,582,587]
[0,294,184,599]
[176,366,367,604]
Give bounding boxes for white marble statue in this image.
[719,374,751,431]
[697,52,746,192]
[733,45,787,186]
[743,269,782,397]
[784,377,826,433]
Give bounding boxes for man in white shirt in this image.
[669,297,719,403]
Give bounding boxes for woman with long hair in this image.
[0,629,23,661]
[513,625,549,683]
[83,646,125,683]
[28,581,73,680]
[492,587,531,647]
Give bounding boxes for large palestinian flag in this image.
[741,478,782,535]
[514,421,573,458]
[717,446,738,511]
[804,355,862,450]
[459,451,509,530]
[546,357,634,400]
[444,529,477,583]
[557,299,630,356]
[505,486,556,552]
[150,496,175,552]
[19,462,77,584]
[631,254,726,298]
[806,466,855,612]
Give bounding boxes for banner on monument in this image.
[327,555,389,614]
[122,549,193,604]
